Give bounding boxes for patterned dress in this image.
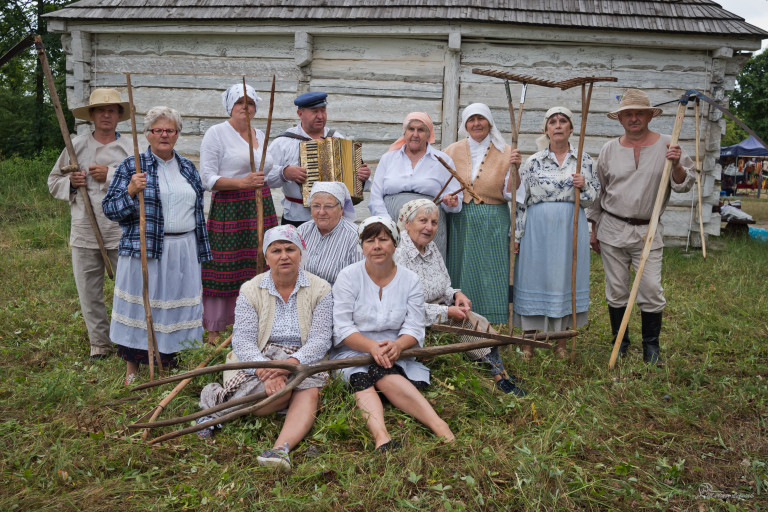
[513,144,599,331]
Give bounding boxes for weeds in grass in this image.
[1,154,766,511]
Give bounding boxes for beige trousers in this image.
[71,246,118,356]
[599,241,666,313]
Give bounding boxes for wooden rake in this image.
[432,155,482,205]
[129,327,576,444]
[472,69,616,361]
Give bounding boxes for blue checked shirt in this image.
[102,147,212,262]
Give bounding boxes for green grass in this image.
[1,155,766,511]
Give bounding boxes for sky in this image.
[716,0,768,52]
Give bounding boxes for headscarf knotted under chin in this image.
[458,103,506,151]
[388,112,436,152]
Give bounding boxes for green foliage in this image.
[721,116,749,147]
[728,50,768,144]
[0,154,766,510]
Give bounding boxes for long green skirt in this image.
[447,201,510,325]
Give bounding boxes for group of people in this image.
[49,83,694,471]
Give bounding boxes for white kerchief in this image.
[458,103,506,151]
[263,225,306,256]
[358,216,400,247]
[308,181,356,221]
[221,83,262,116]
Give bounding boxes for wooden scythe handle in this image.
[694,99,706,258]
[608,100,687,369]
[34,36,115,280]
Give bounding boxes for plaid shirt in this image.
[102,147,211,262]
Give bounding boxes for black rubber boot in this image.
[641,311,663,364]
[608,306,631,357]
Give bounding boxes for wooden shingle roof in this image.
[45,0,767,37]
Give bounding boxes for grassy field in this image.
[0,154,766,511]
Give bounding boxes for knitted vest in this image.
[444,138,511,204]
[239,270,332,352]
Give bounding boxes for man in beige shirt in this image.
[587,89,694,364]
[48,89,133,359]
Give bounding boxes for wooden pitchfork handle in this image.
[34,36,114,280]
[694,98,706,259]
[125,73,162,380]
[608,99,688,369]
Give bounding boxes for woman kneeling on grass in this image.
[330,216,455,451]
[198,225,333,472]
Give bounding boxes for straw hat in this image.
[71,89,130,122]
[607,89,662,120]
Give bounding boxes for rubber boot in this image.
[608,306,631,357]
[641,311,662,364]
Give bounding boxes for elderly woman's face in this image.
[265,241,301,279]
[404,120,429,153]
[231,95,256,120]
[544,114,573,143]
[146,117,180,159]
[361,230,396,265]
[466,114,491,143]
[405,207,439,250]
[310,192,342,234]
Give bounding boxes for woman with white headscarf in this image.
[513,107,599,358]
[198,225,333,472]
[199,83,279,346]
[298,181,362,284]
[443,103,522,325]
[368,112,463,260]
[331,216,455,451]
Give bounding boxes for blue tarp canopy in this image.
[721,136,768,157]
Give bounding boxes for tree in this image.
[0,0,75,157]
[727,50,768,146]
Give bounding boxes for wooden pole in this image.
[33,36,115,280]
[608,100,687,369]
[125,73,162,379]
[243,77,267,274]
[694,98,707,258]
[139,335,232,440]
[504,80,521,335]
[570,83,593,363]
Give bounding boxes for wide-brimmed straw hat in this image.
[607,89,662,120]
[71,89,131,122]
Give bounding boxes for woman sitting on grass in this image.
[197,225,333,472]
[330,216,455,451]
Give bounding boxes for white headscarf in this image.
[308,181,356,221]
[357,216,400,247]
[221,83,262,116]
[263,225,306,256]
[458,103,506,151]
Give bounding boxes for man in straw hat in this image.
[48,88,133,360]
[586,88,695,364]
[266,91,371,227]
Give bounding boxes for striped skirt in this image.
[201,188,277,298]
[110,232,204,355]
[512,201,589,331]
[384,192,448,260]
[447,201,510,325]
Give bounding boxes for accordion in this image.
[299,137,364,206]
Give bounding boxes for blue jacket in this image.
[102,147,211,262]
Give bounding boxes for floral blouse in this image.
[515,144,599,242]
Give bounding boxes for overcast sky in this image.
[717,0,768,52]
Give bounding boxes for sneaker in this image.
[196,415,218,439]
[496,378,526,398]
[257,447,291,472]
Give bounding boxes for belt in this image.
[604,210,650,226]
[165,230,193,236]
[285,196,304,204]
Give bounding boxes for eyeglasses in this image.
[147,128,178,135]
[310,203,340,211]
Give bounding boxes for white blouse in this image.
[198,121,273,191]
[368,145,463,218]
[154,152,196,234]
[329,260,429,383]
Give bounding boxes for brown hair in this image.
[359,222,396,245]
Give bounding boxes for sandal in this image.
[123,373,137,386]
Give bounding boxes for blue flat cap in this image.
[294,91,328,109]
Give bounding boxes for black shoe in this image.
[496,378,526,397]
[376,440,401,453]
[641,311,663,364]
[608,306,631,356]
